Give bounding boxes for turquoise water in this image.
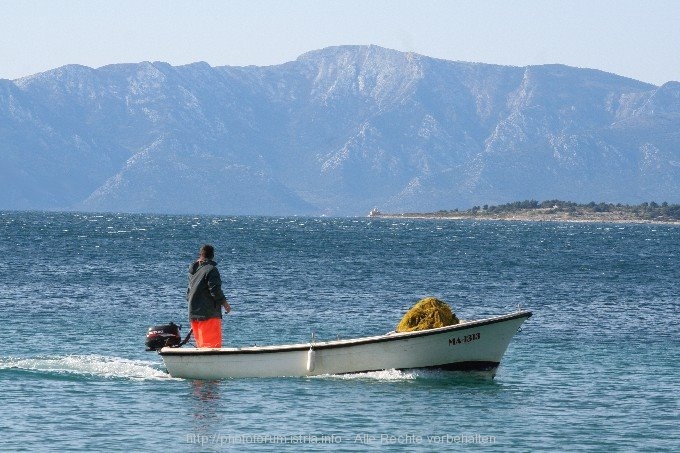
[1,212,678,451]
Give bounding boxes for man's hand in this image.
[223,300,232,314]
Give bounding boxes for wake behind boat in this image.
[157,309,531,379]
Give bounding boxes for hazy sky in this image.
[2,0,678,85]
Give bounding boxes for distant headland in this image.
[369,200,680,224]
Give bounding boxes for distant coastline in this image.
[369,200,680,225]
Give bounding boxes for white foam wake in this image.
[0,354,178,381]
[313,368,495,381]
[313,368,420,381]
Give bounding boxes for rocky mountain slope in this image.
[1,45,679,215]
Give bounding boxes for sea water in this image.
[0,212,678,451]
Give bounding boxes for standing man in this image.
[187,244,231,348]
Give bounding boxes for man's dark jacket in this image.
[187,260,227,320]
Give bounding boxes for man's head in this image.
[200,244,215,260]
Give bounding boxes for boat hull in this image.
[159,310,531,379]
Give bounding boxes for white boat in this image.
[159,309,531,379]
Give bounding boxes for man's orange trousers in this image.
[190,318,222,348]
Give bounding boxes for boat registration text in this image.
[448,332,480,346]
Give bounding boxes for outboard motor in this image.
[145,322,182,351]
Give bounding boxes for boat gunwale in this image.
[159,310,532,357]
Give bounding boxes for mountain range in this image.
[1,45,679,216]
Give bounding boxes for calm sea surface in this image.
[0,212,678,451]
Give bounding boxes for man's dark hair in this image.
[200,244,215,259]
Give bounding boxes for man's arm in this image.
[207,267,230,313]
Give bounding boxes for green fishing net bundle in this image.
[396,297,459,332]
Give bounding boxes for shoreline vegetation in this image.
[371,200,680,224]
